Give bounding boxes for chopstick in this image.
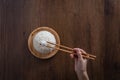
[47,41,96,58]
[47,45,95,60]
[47,41,96,60]
[47,41,73,50]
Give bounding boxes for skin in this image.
[70,48,89,80]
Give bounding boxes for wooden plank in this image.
[104,0,120,80]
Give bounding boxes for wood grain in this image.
[0,0,120,80]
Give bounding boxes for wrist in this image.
[76,70,87,75]
[76,71,89,80]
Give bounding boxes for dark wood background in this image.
[0,0,120,80]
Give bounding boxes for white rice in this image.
[33,31,56,54]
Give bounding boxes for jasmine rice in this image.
[33,31,56,54]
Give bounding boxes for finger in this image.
[70,54,74,59]
[74,48,81,53]
[73,48,83,60]
[80,49,87,54]
[79,49,88,60]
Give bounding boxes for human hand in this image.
[70,48,89,80]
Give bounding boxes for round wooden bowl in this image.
[28,27,60,59]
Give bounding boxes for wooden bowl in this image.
[28,27,60,59]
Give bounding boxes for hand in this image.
[70,48,89,80]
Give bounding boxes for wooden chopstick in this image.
[47,45,95,60]
[47,41,73,50]
[47,41,96,58]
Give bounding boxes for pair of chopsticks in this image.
[47,41,96,60]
